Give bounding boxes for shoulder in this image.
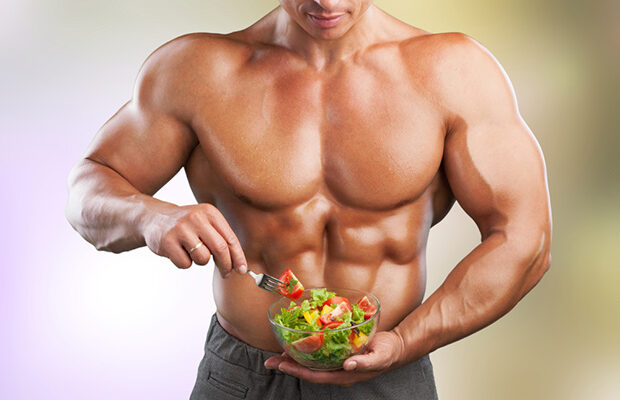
[142,32,253,72]
[400,31,501,75]
[133,33,253,107]
[401,32,516,119]
[150,32,254,65]
[436,32,508,86]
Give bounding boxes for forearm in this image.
[392,228,551,364]
[65,158,176,252]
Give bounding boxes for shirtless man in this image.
[66,0,552,398]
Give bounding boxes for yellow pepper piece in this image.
[303,310,319,324]
[353,332,368,348]
[321,305,333,316]
[303,311,312,324]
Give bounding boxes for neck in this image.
[270,5,384,70]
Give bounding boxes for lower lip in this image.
[308,14,345,29]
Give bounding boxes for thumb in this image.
[343,348,390,372]
[343,331,402,372]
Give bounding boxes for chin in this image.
[303,22,353,40]
[310,29,348,40]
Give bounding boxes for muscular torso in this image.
[179,24,455,351]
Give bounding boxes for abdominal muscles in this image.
[207,183,434,351]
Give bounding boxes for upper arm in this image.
[84,35,201,195]
[440,34,551,245]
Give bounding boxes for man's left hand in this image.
[264,331,405,386]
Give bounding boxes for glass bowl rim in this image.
[267,287,381,334]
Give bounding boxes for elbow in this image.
[493,223,551,298]
[518,249,550,300]
[518,228,551,293]
[540,246,552,277]
[532,228,551,278]
[65,161,84,228]
[65,194,81,233]
[65,187,81,234]
[531,247,551,285]
[94,243,115,252]
[64,159,131,253]
[65,165,99,249]
[65,200,100,250]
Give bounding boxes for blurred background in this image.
[1,0,618,398]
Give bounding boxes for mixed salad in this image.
[273,288,378,366]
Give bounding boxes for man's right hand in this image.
[143,203,248,277]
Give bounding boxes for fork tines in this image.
[247,270,286,294]
[260,275,286,293]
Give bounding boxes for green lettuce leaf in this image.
[309,288,335,308]
[351,304,366,324]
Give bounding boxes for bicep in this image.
[441,36,551,239]
[444,118,550,239]
[85,100,196,195]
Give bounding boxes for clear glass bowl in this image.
[267,287,381,371]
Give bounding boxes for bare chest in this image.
[189,59,446,211]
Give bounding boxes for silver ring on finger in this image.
[188,241,204,254]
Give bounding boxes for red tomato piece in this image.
[321,321,344,330]
[278,268,304,300]
[319,302,349,325]
[357,295,378,319]
[292,334,323,354]
[323,296,352,311]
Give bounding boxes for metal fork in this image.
[247,269,286,295]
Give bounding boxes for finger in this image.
[206,208,248,274]
[199,225,233,278]
[176,228,211,266]
[277,357,334,380]
[343,352,387,371]
[277,360,311,378]
[264,351,292,369]
[164,241,193,269]
[186,240,212,266]
[264,356,285,369]
[277,360,365,385]
[343,344,393,371]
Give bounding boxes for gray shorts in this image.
[189,314,438,400]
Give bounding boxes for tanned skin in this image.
[66,0,551,386]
